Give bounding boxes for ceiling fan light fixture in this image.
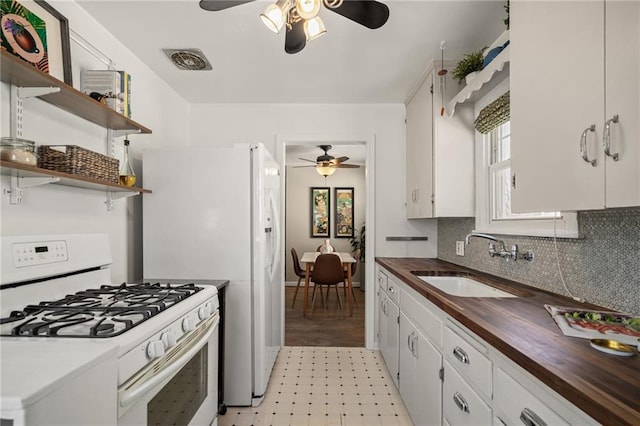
[296,0,321,20]
[260,0,291,33]
[316,164,337,177]
[304,16,326,41]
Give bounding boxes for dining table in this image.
[300,251,357,317]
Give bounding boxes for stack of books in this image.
[80,70,131,118]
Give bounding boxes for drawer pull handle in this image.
[389,286,395,293]
[520,407,547,426]
[453,346,469,364]
[453,392,469,413]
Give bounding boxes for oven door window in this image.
[147,344,208,426]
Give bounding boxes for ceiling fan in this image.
[295,145,361,177]
[199,0,390,54]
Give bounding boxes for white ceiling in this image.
[76,0,504,164]
[76,0,506,105]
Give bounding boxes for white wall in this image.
[285,166,366,284]
[0,1,190,283]
[189,103,439,261]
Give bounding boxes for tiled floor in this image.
[218,347,412,426]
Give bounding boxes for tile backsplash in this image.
[437,208,640,315]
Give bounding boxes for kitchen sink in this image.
[416,276,518,298]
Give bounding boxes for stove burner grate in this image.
[0,282,202,338]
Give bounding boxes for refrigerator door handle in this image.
[267,188,281,282]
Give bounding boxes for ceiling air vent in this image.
[162,48,212,71]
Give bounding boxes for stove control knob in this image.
[182,317,196,332]
[198,304,211,320]
[161,331,177,348]
[146,340,165,359]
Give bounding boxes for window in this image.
[474,81,578,237]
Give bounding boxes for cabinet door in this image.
[604,0,640,207]
[511,1,605,212]
[399,312,442,426]
[406,71,434,219]
[379,291,399,388]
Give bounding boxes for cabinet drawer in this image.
[444,324,492,399]
[386,276,400,304]
[495,367,569,426]
[377,269,388,293]
[443,360,492,426]
[400,286,442,347]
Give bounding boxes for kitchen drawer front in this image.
[494,367,569,426]
[443,359,492,426]
[377,268,389,294]
[444,323,492,399]
[386,275,400,304]
[400,285,443,348]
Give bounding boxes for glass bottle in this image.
[119,138,136,186]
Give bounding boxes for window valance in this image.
[474,91,510,134]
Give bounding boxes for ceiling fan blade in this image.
[299,158,317,163]
[285,20,306,54]
[327,0,390,29]
[293,165,317,168]
[199,0,255,11]
[333,156,349,164]
[335,163,361,168]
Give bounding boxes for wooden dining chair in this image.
[309,254,345,316]
[342,248,360,308]
[290,248,306,308]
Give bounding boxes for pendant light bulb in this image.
[296,0,321,20]
[260,0,291,33]
[304,16,326,41]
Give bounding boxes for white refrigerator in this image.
[142,143,282,407]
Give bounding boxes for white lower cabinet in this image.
[399,311,442,426]
[494,367,569,426]
[378,287,399,388]
[442,359,492,426]
[375,265,596,426]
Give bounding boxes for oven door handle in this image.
[119,313,219,408]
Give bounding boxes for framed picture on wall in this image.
[311,187,330,238]
[334,187,354,238]
[0,0,73,84]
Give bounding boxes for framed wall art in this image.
[334,187,354,238]
[310,187,330,238]
[1,0,73,84]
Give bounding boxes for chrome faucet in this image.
[464,232,534,262]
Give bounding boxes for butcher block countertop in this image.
[376,257,640,426]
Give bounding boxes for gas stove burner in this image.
[0,281,203,338]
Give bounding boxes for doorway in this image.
[276,136,375,349]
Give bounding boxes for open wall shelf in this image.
[1,161,151,195]
[1,51,151,134]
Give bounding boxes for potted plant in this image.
[349,222,366,291]
[452,47,487,84]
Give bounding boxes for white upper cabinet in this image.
[510,1,639,212]
[405,64,475,218]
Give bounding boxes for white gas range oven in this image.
[0,234,220,426]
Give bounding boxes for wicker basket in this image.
[38,145,119,184]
